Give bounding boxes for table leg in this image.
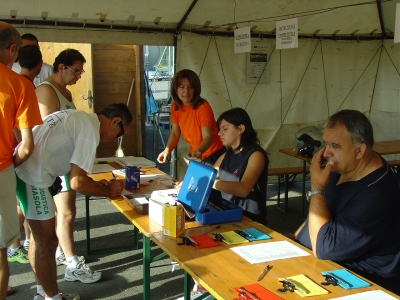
[143,236,151,300]
[302,160,306,217]
[184,271,191,300]
[85,196,138,255]
[85,195,91,255]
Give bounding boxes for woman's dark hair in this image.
[170,69,204,110]
[327,109,374,149]
[217,107,260,151]
[97,103,133,126]
[53,48,86,73]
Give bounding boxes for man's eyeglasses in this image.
[65,65,85,76]
[117,121,125,138]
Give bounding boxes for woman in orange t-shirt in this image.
[157,69,225,165]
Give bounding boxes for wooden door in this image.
[39,42,93,113]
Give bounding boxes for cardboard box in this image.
[163,203,185,237]
[149,189,177,226]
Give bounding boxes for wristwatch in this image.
[306,189,325,201]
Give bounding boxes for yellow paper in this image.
[220,231,249,245]
[278,274,328,297]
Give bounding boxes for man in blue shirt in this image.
[295,109,400,295]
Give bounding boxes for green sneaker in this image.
[7,246,30,264]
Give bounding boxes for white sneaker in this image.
[33,293,80,300]
[56,253,84,266]
[65,261,102,283]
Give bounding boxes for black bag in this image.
[49,176,63,196]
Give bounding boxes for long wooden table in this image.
[87,166,250,300]
[152,221,398,300]
[279,139,400,216]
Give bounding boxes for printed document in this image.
[231,240,310,264]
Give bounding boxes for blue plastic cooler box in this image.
[177,160,242,225]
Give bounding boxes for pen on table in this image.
[325,272,352,288]
[236,229,255,240]
[220,233,231,243]
[257,265,271,281]
[238,287,261,300]
[187,236,198,246]
[202,225,221,235]
[110,172,116,181]
[285,278,308,294]
[97,160,111,164]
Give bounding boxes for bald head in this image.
[0,21,21,67]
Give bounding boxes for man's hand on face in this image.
[310,147,334,190]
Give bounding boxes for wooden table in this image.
[279,139,400,216]
[152,221,398,300]
[86,166,250,300]
[87,167,176,300]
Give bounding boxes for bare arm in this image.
[157,123,181,163]
[308,147,334,257]
[213,151,265,198]
[13,128,34,167]
[69,163,123,197]
[294,221,305,237]
[191,126,212,159]
[36,84,59,117]
[13,127,22,143]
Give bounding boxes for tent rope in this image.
[320,40,330,117]
[382,44,400,76]
[336,43,382,112]
[280,50,283,123]
[244,44,276,110]
[369,43,384,114]
[282,40,321,123]
[198,35,213,76]
[214,36,232,107]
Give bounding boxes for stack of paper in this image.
[116,156,156,168]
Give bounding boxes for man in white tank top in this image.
[34,49,102,288]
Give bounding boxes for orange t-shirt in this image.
[170,100,222,160]
[0,63,43,170]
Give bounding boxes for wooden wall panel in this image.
[92,44,143,158]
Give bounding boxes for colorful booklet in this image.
[218,231,249,245]
[321,269,370,289]
[278,274,329,297]
[234,228,271,242]
[233,283,283,300]
[188,235,220,249]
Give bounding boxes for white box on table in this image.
[149,189,178,226]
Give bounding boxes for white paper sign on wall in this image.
[276,18,298,49]
[234,26,251,53]
[395,3,400,43]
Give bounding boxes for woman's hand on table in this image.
[157,149,170,163]
[191,150,203,159]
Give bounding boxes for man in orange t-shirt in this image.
[0,21,42,298]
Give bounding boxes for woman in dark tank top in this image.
[212,107,269,225]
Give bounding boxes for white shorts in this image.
[0,165,20,248]
[60,174,72,192]
[16,174,55,221]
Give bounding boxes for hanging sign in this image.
[246,40,271,83]
[395,3,400,43]
[234,26,251,53]
[276,18,298,49]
